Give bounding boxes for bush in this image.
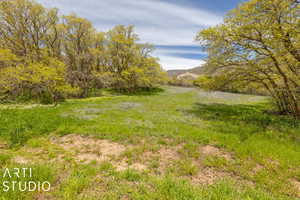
[0,55,79,104]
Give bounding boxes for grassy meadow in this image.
[0,86,299,200]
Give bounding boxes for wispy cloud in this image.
[36,0,222,69]
[157,55,206,70]
[153,45,207,69]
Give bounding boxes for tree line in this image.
[196,0,300,118]
[0,0,167,104]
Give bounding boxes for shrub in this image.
[0,55,79,104]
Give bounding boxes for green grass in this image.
[0,164,55,200]
[0,86,299,199]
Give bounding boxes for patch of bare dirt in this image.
[252,164,264,174]
[140,144,235,185]
[114,143,182,173]
[265,159,280,167]
[157,146,181,172]
[291,179,300,197]
[118,142,240,186]
[131,163,148,171]
[191,167,229,185]
[24,147,45,155]
[76,153,105,163]
[159,147,181,161]
[53,134,125,164]
[115,161,147,172]
[200,145,232,160]
[14,156,30,164]
[52,135,240,185]
[52,134,149,172]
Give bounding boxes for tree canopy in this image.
[0,0,167,103]
[196,0,300,117]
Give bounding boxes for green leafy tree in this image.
[0,51,77,103]
[196,0,300,117]
[105,25,166,91]
[0,0,167,102]
[61,14,97,97]
[0,0,61,61]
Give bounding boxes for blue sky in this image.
[36,0,245,70]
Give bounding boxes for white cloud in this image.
[36,0,219,69]
[156,55,206,70]
[153,47,206,70]
[135,26,201,46]
[37,0,222,27]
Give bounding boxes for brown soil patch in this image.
[131,163,147,171]
[291,179,300,197]
[159,147,180,161]
[52,134,148,172]
[53,134,125,164]
[14,156,30,164]
[157,146,181,172]
[266,159,280,167]
[200,145,232,160]
[116,144,182,173]
[76,153,105,163]
[115,161,147,172]
[252,164,264,174]
[52,135,239,185]
[24,147,45,155]
[191,167,229,185]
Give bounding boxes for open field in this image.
[0,86,299,200]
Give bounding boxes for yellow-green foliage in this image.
[102,25,167,91]
[0,0,167,102]
[0,49,19,66]
[194,75,214,90]
[169,78,194,87]
[0,51,78,103]
[196,0,300,117]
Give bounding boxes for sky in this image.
[36,0,245,70]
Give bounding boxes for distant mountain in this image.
[167,66,206,77]
[167,69,187,77]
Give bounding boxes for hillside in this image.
[167,66,207,77]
